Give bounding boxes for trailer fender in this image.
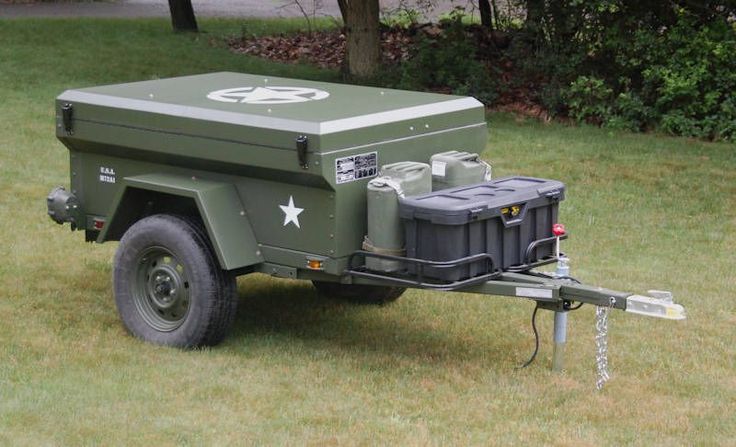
[98,173,263,271]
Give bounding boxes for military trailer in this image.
[47,72,684,383]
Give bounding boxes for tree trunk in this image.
[490,0,501,29]
[526,0,545,26]
[338,0,380,79]
[525,0,545,46]
[479,0,492,28]
[168,0,198,32]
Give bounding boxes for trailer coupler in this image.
[625,291,685,320]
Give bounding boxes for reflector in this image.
[552,223,566,236]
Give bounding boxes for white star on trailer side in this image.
[279,195,304,228]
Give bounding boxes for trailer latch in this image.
[62,103,74,135]
[295,134,308,169]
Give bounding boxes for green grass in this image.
[1,18,735,445]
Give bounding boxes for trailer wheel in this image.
[113,214,237,348]
[312,281,405,305]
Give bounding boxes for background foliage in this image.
[377,0,736,141]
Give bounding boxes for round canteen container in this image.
[365,161,431,272]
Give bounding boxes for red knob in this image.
[552,223,566,236]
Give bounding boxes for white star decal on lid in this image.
[206,86,330,105]
[279,195,304,229]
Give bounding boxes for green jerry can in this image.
[430,150,492,191]
[364,161,431,272]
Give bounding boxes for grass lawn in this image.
[1,18,734,445]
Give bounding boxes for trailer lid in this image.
[60,72,483,137]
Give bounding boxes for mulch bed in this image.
[227,27,413,70]
[226,24,550,120]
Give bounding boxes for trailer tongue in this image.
[47,72,685,388]
[347,224,685,388]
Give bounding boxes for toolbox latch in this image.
[62,103,74,135]
[295,134,308,169]
[469,207,485,220]
[538,186,562,199]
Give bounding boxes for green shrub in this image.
[552,13,736,141]
[562,76,612,124]
[607,92,656,132]
[640,17,736,140]
[372,2,735,141]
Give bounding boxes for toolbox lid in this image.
[399,176,565,225]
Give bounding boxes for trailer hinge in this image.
[295,134,308,169]
[62,103,74,135]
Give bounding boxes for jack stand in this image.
[552,254,570,372]
[552,311,568,372]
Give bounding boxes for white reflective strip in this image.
[319,97,483,134]
[516,287,553,299]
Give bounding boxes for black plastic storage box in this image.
[399,176,565,282]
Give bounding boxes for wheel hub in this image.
[133,247,191,331]
[148,268,180,309]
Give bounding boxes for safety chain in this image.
[595,299,615,390]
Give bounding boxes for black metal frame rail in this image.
[346,234,569,291]
[346,251,500,291]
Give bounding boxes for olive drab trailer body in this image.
[52,72,487,274]
[48,72,685,384]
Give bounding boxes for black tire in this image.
[113,214,237,348]
[312,281,405,305]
